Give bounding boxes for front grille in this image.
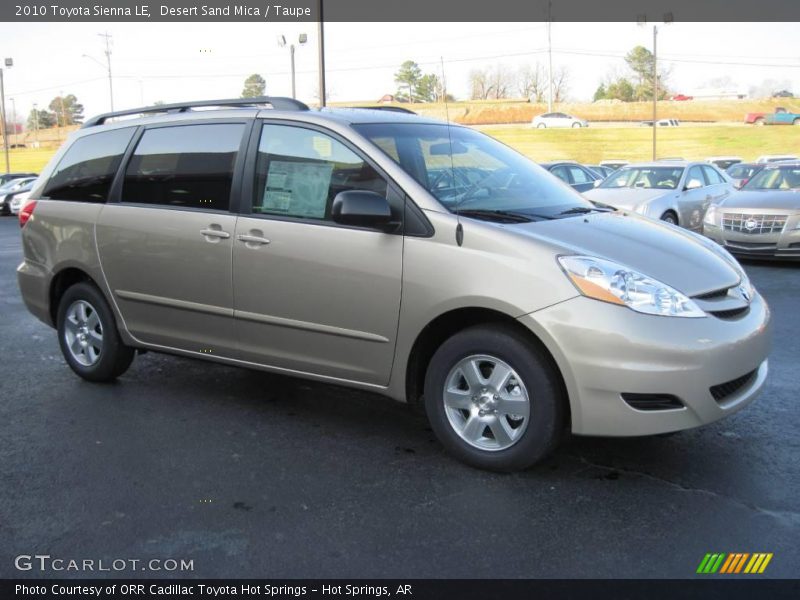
[710,370,757,403]
[709,307,750,319]
[722,213,787,234]
[621,393,684,411]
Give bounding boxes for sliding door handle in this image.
[200,228,230,239]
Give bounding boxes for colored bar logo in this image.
[697,553,773,574]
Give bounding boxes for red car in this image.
[671,94,693,101]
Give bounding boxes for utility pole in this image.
[57,91,66,142]
[440,56,447,103]
[0,58,12,173]
[10,97,16,147]
[99,31,114,111]
[652,25,658,160]
[547,0,553,112]
[33,102,39,146]
[317,0,326,107]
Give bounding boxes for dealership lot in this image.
[0,216,798,578]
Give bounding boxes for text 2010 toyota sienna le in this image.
[17,97,770,471]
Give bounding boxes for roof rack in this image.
[82,96,309,128]
[345,106,417,115]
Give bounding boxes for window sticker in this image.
[261,160,334,218]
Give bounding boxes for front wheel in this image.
[424,325,564,472]
[57,282,135,382]
[537,123,546,129]
[660,211,679,225]
[572,122,582,128]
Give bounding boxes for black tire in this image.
[660,211,678,225]
[537,123,546,129]
[572,122,581,128]
[56,282,135,382]
[424,324,564,472]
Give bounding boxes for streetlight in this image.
[638,13,672,160]
[277,33,307,99]
[82,31,114,111]
[0,57,12,173]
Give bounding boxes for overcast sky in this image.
[0,21,797,120]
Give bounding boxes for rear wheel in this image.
[537,123,546,129]
[660,211,679,225]
[57,282,135,382]
[424,324,564,472]
[572,122,581,128]
[754,118,765,126]
[793,118,800,126]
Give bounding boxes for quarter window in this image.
[568,166,592,184]
[122,123,245,210]
[43,127,135,202]
[254,124,387,220]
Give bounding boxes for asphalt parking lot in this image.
[0,216,798,579]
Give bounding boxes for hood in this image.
[718,190,800,212]
[508,211,739,297]
[582,187,669,211]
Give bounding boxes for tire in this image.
[660,211,678,225]
[424,324,564,472]
[56,282,135,382]
[754,118,765,126]
[537,123,546,129]
[793,118,800,126]
[572,122,581,128]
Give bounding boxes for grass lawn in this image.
[3,123,797,176]
[482,124,800,164]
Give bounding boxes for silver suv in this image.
[17,97,771,471]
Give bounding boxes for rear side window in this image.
[43,127,135,202]
[568,166,593,184]
[702,165,725,185]
[122,123,245,211]
[253,124,387,220]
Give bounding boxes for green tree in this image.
[241,74,266,98]
[624,46,669,101]
[27,108,56,129]
[48,94,84,126]
[394,60,423,102]
[607,78,635,101]
[593,83,607,101]
[416,73,441,102]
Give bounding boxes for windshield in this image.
[353,122,594,221]
[727,164,758,178]
[743,166,800,190]
[599,166,684,190]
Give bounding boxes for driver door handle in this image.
[236,234,271,245]
[200,228,230,239]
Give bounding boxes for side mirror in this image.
[685,178,703,191]
[332,190,394,229]
[593,179,602,188]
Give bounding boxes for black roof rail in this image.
[344,106,417,115]
[82,96,309,128]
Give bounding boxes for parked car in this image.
[641,119,680,127]
[726,163,764,189]
[587,165,615,178]
[583,161,734,230]
[0,171,37,186]
[599,160,629,170]
[745,107,800,125]
[6,180,36,215]
[703,162,800,260]
[0,176,37,215]
[9,189,31,215]
[755,155,798,164]
[706,157,742,171]
[531,112,588,128]
[772,90,794,98]
[671,94,694,101]
[17,96,770,472]
[540,161,601,192]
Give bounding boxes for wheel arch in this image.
[48,267,102,327]
[403,306,570,428]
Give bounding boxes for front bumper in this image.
[703,219,800,260]
[517,293,771,436]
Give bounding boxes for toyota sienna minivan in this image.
[17,97,771,471]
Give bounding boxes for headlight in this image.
[703,205,717,225]
[558,255,706,318]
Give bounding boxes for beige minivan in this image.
[17,97,771,471]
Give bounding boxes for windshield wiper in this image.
[457,209,543,223]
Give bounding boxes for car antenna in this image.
[441,56,463,247]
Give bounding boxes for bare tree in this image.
[469,68,493,100]
[488,65,513,99]
[552,66,570,103]
[518,64,545,101]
